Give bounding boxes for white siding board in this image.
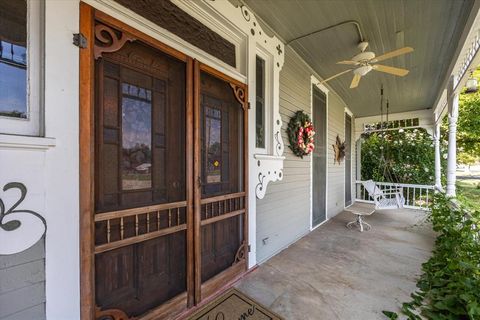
[256,43,352,263]
[0,282,45,319]
[0,239,45,320]
[256,47,312,263]
[0,260,45,295]
[2,304,45,320]
[327,93,346,217]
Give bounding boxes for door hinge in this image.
[73,33,88,49]
[247,245,251,252]
[248,102,251,109]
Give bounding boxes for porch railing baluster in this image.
[354,180,434,211]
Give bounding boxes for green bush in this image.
[361,128,447,184]
[383,194,480,319]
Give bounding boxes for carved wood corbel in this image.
[232,240,247,265]
[95,306,134,320]
[229,83,247,110]
[94,24,136,59]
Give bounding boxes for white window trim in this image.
[0,0,44,136]
[254,47,273,154]
[310,75,329,230]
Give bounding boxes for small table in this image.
[345,202,376,232]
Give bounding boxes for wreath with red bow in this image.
[287,111,315,158]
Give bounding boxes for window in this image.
[0,0,43,135]
[255,55,265,149]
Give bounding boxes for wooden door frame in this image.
[80,4,248,319]
[80,4,193,319]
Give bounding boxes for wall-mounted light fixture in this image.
[465,71,478,93]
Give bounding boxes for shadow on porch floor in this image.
[235,209,436,320]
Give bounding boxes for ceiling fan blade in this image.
[337,60,359,65]
[373,64,409,76]
[320,69,352,83]
[350,74,361,88]
[371,47,413,63]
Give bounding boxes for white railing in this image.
[355,180,436,210]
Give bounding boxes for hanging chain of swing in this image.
[379,85,395,183]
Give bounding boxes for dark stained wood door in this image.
[194,63,248,302]
[91,19,247,319]
[93,24,189,318]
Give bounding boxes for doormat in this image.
[187,288,283,320]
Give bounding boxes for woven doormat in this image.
[187,288,283,320]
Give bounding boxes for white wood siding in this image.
[256,47,353,263]
[327,93,346,216]
[0,240,45,320]
[256,47,312,263]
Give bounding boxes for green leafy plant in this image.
[361,128,447,184]
[383,193,480,319]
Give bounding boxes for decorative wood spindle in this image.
[135,215,139,236]
[107,220,111,243]
[120,217,124,240]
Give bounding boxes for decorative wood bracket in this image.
[94,24,136,60]
[229,83,247,110]
[95,306,133,320]
[232,240,247,266]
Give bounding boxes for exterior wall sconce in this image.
[465,72,478,93]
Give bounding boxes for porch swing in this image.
[362,86,405,210]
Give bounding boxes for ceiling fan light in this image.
[352,51,376,62]
[354,65,373,76]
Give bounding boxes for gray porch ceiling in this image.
[244,0,474,117]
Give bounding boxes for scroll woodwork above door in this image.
[113,0,236,67]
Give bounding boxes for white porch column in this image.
[446,77,459,197]
[433,122,443,191]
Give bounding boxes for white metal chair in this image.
[362,180,405,210]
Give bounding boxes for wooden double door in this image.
[89,12,248,319]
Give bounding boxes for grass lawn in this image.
[456,178,480,211]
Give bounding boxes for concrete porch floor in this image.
[235,209,436,319]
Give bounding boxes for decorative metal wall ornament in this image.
[332,135,346,165]
[0,182,46,255]
[94,24,135,60]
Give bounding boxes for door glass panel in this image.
[205,106,222,183]
[121,83,152,190]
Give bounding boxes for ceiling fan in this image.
[321,41,414,89]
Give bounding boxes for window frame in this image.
[0,0,44,136]
[254,47,272,155]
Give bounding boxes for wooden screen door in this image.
[88,11,248,319]
[345,113,352,206]
[312,85,327,228]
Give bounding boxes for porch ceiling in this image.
[244,0,474,117]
